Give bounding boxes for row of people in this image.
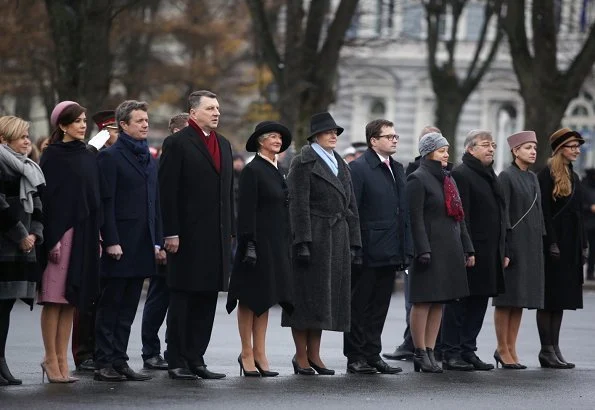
[0,89,585,385]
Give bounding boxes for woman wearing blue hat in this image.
[226,121,294,377]
[281,112,361,375]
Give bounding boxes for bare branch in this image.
[531,0,558,79]
[563,22,595,101]
[503,0,533,89]
[245,0,283,85]
[303,0,330,66]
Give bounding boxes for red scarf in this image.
[189,118,221,173]
[443,174,465,222]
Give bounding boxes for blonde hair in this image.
[0,116,29,143]
[548,151,572,199]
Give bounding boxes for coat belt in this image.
[310,210,347,227]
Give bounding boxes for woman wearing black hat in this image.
[226,121,294,377]
[536,128,587,369]
[281,112,361,375]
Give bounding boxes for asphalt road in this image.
[1,288,595,409]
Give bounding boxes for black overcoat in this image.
[97,138,162,278]
[281,145,361,332]
[406,159,474,303]
[226,155,293,316]
[538,164,586,310]
[349,148,412,268]
[158,126,234,292]
[451,153,506,297]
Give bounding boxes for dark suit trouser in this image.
[167,290,218,369]
[344,265,395,363]
[441,295,489,358]
[141,276,169,359]
[95,277,145,369]
[72,303,97,366]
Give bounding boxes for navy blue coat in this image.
[97,138,162,278]
[349,148,412,268]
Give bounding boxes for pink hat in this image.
[507,131,537,150]
[50,101,77,128]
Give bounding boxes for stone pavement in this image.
[1,289,595,409]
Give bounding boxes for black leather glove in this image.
[417,252,431,265]
[242,240,257,267]
[549,243,560,260]
[295,242,311,264]
[351,247,362,266]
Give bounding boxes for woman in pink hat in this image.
[492,131,545,369]
[38,101,102,382]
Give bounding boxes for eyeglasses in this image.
[563,144,581,151]
[476,142,497,149]
[377,134,399,141]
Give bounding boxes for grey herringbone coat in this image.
[281,145,361,332]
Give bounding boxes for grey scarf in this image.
[0,144,45,213]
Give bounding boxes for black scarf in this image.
[462,152,506,207]
[118,132,150,171]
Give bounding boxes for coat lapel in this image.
[116,141,145,177]
[303,146,347,200]
[186,127,216,171]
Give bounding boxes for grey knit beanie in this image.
[418,132,449,157]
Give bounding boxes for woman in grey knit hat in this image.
[406,132,474,373]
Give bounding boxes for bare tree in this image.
[246,0,360,146]
[424,0,505,148]
[504,0,595,167]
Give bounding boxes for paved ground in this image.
[2,287,595,409]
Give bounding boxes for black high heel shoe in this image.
[0,358,22,385]
[413,348,439,373]
[254,361,279,377]
[308,359,335,375]
[237,355,260,377]
[493,350,522,369]
[292,356,315,375]
[425,348,443,373]
[538,346,570,369]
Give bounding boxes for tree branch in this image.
[445,0,466,69]
[531,0,558,79]
[503,0,534,89]
[563,21,595,100]
[303,0,330,65]
[245,0,283,85]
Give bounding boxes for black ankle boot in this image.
[426,348,443,373]
[0,358,21,385]
[538,345,570,369]
[553,346,575,369]
[413,348,437,373]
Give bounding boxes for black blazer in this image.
[159,125,234,292]
[97,138,162,278]
[349,148,412,267]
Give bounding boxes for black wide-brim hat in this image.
[308,112,344,141]
[246,121,292,153]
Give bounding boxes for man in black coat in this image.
[159,90,234,380]
[94,100,163,381]
[343,119,412,374]
[140,113,189,371]
[441,130,507,371]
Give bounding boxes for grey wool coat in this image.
[281,145,361,332]
[493,164,545,309]
[406,159,474,303]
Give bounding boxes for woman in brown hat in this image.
[281,112,361,375]
[226,121,294,377]
[492,131,545,369]
[536,128,587,369]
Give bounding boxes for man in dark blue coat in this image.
[343,119,412,374]
[94,100,163,382]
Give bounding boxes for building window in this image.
[494,103,517,173]
[369,98,386,122]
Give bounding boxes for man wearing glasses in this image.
[441,130,508,371]
[343,119,412,374]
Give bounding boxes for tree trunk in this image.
[435,94,465,158]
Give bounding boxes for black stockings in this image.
[536,309,563,346]
[0,299,16,357]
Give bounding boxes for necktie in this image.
[384,158,395,181]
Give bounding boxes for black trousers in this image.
[587,229,595,276]
[94,277,145,369]
[344,265,395,363]
[441,295,489,358]
[166,290,218,369]
[141,276,169,360]
[72,302,96,366]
